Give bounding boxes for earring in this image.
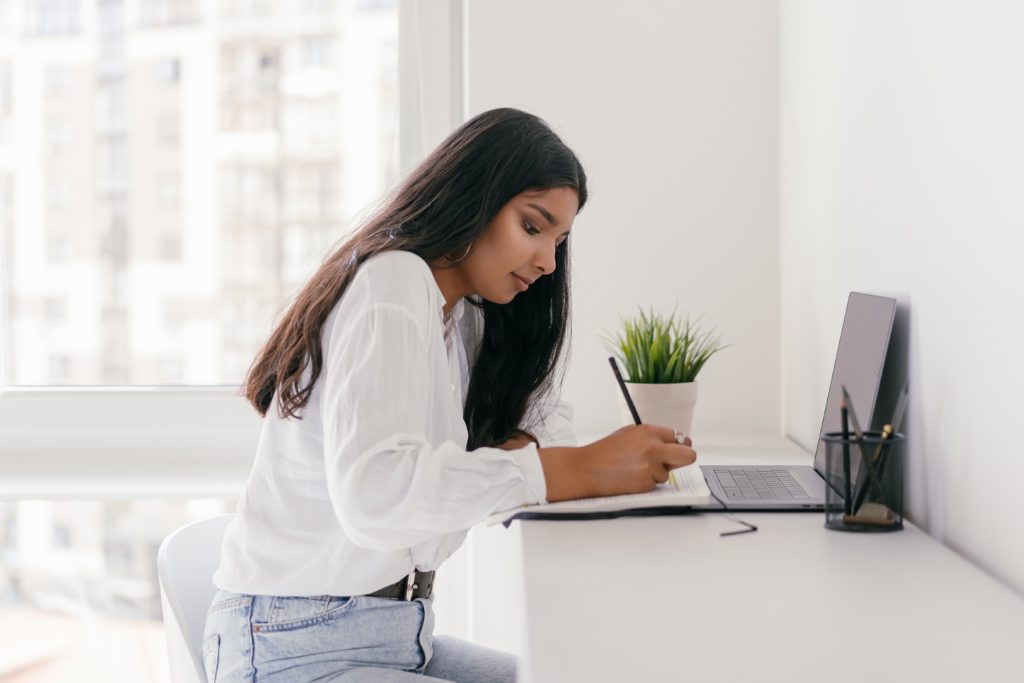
[444,241,474,264]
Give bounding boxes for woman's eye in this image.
[522,220,541,235]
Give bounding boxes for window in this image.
[0,60,11,121]
[159,232,183,261]
[44,176,71,211]
[46,232,70,261]
[154,58,180,84]
[159,356,185,382]
[32,0,80,36]
[96,13,125,78]
[156,111,180,145]
[45,119,72,153]
[300,35,332,67]
[0,498,235,682]
[98,136,129,195]
[44,297,66,323]
[0,0,472,386]
[302,0,334,12]
[156,173,181,208]
[48,355,71,382]
[0,174,12,236]
[0,3,466,677]
[0,1,12,36]
[43,65,69,95]
[139,0,199,27]
[3,3,400,387]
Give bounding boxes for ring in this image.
[673,429,688,444]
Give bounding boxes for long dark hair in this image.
[242,107,588,449]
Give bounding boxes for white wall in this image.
[781,1,1024,593]
[467,0,780,437]
[456,0,779,658]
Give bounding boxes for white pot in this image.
[617,381,699,436]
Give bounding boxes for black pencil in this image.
[840,395,853,515]
[609,357,642,425]
[852,424,893,514]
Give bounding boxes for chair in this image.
[157,514,235,683]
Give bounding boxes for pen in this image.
[609,357,642,425]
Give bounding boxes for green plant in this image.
[601,306,729,383]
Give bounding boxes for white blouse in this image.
[213,249,577,597]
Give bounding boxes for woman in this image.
[202,107,697,682]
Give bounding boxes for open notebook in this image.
[485,464,711,528]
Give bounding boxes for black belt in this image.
[365,570,434,601]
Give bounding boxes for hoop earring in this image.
[444,241,474,264]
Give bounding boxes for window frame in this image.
[0,0,467,496]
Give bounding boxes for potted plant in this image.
[602,307,729,436]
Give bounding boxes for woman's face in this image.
[445,187,579,306]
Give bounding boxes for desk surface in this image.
[516,432,1024,683]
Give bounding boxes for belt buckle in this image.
[404,570,418,601]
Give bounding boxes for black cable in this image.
[705,478,758,536]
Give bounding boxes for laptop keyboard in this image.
[714,468,810,499]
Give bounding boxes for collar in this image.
[446,297,467,326]
[444,294,468,329]
[428,273,466,327]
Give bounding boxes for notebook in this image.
[486,464,710,528]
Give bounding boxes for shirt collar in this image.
[429,274,466,327]
[443,297,466,327]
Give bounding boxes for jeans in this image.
[201,588,518,682]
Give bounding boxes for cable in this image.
[704,478,758,537]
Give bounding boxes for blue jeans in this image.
[201,588,517,682]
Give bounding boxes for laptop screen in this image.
[812,292,896,473]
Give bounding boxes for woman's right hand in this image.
[577,424,698,498]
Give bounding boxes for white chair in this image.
[157,514,235,683]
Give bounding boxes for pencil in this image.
[609,357,642,425]
[852,382,909,513]
[842,385,890,514]
[840,395,853,515]
[852,424,893,514]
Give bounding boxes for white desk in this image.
[515,432,1024,682]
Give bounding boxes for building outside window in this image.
[0,1,400,680]
[31,0,80,36]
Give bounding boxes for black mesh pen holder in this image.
[821,431,905,532]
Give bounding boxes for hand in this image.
[578,424,698,498]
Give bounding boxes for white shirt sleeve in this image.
[321,301,548,553]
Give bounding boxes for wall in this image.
[467,0,781,436]
[459,0,780,658]
[780,0,1024,593]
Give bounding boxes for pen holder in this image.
[821,431,905,532]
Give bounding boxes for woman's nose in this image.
[535,242,557,275]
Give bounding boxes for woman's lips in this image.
[511,273,530,291]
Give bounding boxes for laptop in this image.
[695,292,897,511]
